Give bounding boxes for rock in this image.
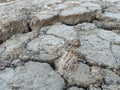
[58,62,96,87]
[103,69,120,85]
[78,34,116,67]
[10,59,24,68]
[89,86,101,90]
[80,2,101,10]
[103,12,120,20]
[31,53,59,63]
[76,24,120,68]
[46,24,77,40]
[102,0,120,3]
[0,0,62,43]
[93,21,120,30]
[0,19,28,43]
[27,34,65,63]
[0,68,14,82]
[75,23,97,38]
[102,84,120,90]
[0,79,11,90]
[0,29,40,69]
[59,6,95,25]
[0,1,29,43]
[54,3,70,11]
[97,30,120,44]
[112,44,120,60]
[75,23,97,32]
[0,24,67,69]
[39,35,64,52]
[29,11,58,30]
[41,0,63,5]
[0,61,65,90]
[67,86,84,90]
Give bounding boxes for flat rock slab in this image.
[79,34,116,67]
[29,11,58,30]
[61,62,97,87]
[77,23,120,68]
[0,61,65,90]
[59,6,95,25]
[46,24,77,40]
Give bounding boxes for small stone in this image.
[11,59,24,68]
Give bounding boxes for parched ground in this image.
[0,0,120,90]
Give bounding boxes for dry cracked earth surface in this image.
[0,0,120,90]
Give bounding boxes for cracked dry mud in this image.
[0,0,120,90]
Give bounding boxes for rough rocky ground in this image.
[0,0,120,90]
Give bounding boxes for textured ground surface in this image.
[0,0,120,90]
